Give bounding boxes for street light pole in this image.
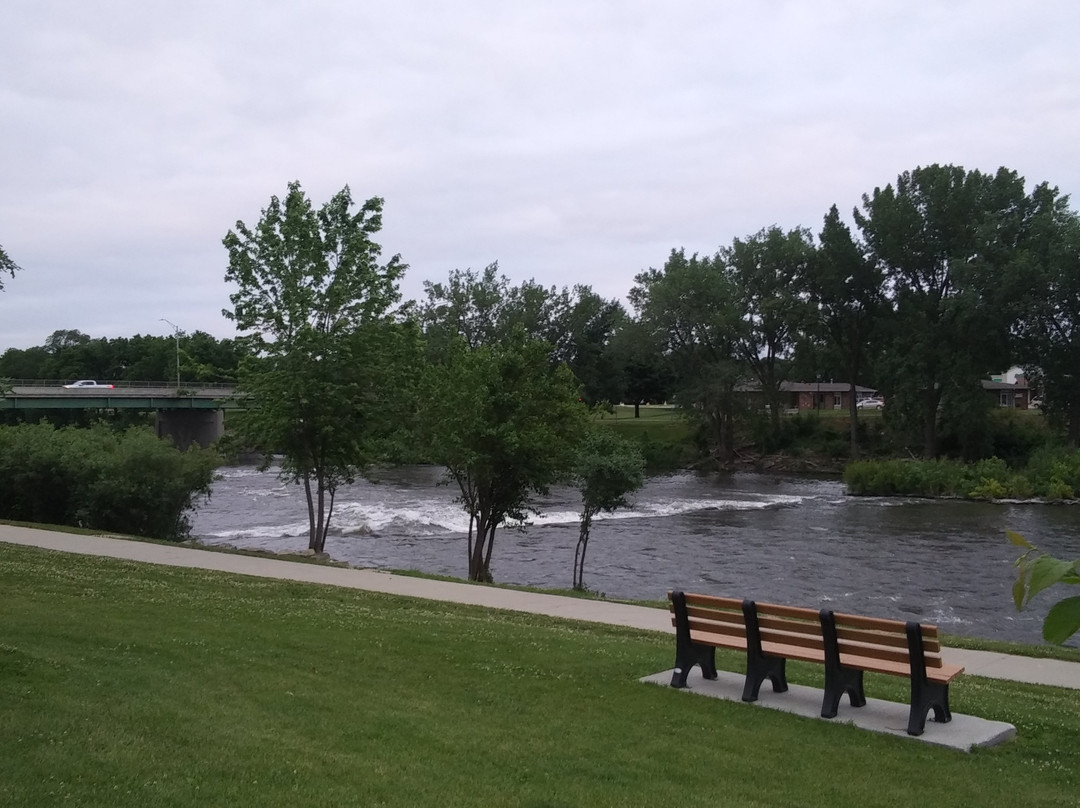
[160,318,181,389]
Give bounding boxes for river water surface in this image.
[189,465,1080,647]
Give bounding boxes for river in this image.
[189,465,1080,647]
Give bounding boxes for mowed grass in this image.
[2,545,1078,808]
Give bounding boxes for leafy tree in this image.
[855,165,1028,457]
[608,319,673,417]
[0,242,19,291]
[551,286,627,407]
[631,249,744,464]
[1012,187,1080,446]
[1010,531,1080,644]
[420,266,625,406]
[419,263,511,356]
[223,181,406,554]
[44,328,91,354]
[571,428,645,590]
[419,264,566,354]
[800,205,885,455]
[722,226,815,432]
[0,346,50,379]
[422,329,588,581]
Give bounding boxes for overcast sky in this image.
[2,1,1078,350]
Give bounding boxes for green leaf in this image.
[1042,596,1080,645]
[1006,529,1033,549]
[1012,571,1029,610]
[1026,556,1080,604]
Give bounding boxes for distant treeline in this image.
[0,329,244,383]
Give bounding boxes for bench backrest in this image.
[827,610,948,671]
[671,592,748,648]
[669,591,948,671]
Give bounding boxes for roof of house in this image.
[780,382,877,394]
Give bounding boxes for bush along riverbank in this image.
[844,447,1080,500]
[0,422,219,540]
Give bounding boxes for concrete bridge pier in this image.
[155,409,224,450]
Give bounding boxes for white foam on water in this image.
[203,487,816,543]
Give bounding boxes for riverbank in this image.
[3,523,1078,686]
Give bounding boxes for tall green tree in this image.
[420,267,625,406]
[419,263,511,356]
[1012,186,1080,446]
[0,346,49,380]
[571,428,645,590]
[608,319,673,417]
[223,181,406,554]
[722,226,815,432]
[422,329,587,582]
[631,249,744,464]
[548,286,627,407]
[855,165,1027,457]
[801,205,885,455]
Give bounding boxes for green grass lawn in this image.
[2,543,1078,807]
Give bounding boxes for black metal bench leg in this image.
[742,599,788,702]
[819,610,866,718]
[670,644,717,688]
[742,654,787,702]
[905,621,953,736]
[669,591,719,688]
[907,678,952,735]
[699,647,719,681]
[821,668,865,718]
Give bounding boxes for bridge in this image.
[1,382,239,449]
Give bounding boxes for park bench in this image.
[667,590,965,736]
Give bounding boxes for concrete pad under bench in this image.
[641,668,1016,752]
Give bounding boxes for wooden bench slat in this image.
[685,619,746,640]
[839,653,963,682]
[833,611,941,642]
[761,640,826,665]
[684,604,744,624]
[689,630,746,651]
[838,626,942,652]
[669,592,743,610]
[835,637,947,668]
[757,614,822,638]
[758,625,825,650]
[755,601,822,621]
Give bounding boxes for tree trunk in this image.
[468,515,495,582]
[768,383,782,433]
[303,473,318,551]
[573,510,593,590]
[848,380,859,458]
[313,476,327,554]
[482,522,496,581]
[922,391,940,458]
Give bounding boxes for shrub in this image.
[0,423,218,540]
[844,450,1080,501]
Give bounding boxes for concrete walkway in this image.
[3,524,1079,692]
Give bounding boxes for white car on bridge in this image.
[63,380,114,389]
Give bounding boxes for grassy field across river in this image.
[2,542,1077,807]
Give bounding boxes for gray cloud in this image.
[2,1,1078,349]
